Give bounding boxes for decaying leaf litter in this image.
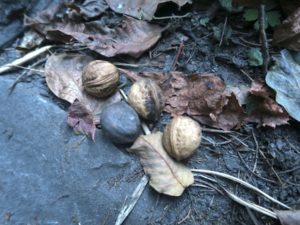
[1,0,300,224]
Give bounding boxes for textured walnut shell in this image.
[82,60,119,98]
[101,101,141,144]
[162,116,202,161]
[128,78,164,121]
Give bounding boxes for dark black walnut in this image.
[128,78,164,121]
[100,101,141,144]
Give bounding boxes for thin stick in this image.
[201,127,234,134]
[152,13,191,20]
[9,58,47,93]
[171,41,184,71]
[115,175,149,225]
[240,69,254,81]
[0,45,52,74]
[259,5,270,75]
[219,16,228,47]
[191,169,290,209]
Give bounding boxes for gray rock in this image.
[101,101,141,144]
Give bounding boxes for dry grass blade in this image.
[192,169,290,209]
[223,189,277,219]
[115,175,148,225]
[0,45,52,74]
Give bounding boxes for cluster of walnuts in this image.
[82,60,202,161]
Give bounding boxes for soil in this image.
[0,1,299,225]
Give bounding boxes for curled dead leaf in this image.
[25,8,164,57]
[67,100,96,140]
[246,80,289,127]
[129,132,194,196]
[164,72,245,130]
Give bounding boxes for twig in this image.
[114,62,162,68]
[246,207,261,225]
[239,37,261,47]
[258,149,283,186]
[236,150,277,184]
[0,45,52,74]
[219,16,228,47]
[191,169,290,209]
[201,127,234,134]
[152,13,191,20]
[9,58,47,93]
[115,175,149,225]
[251,130,259,173]
[240,69,254,81]
[259,5,270,75]
[171,41,184,71]
[177,207,192,225]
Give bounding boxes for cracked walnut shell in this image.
[82,60,119,98]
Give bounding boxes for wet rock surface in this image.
[0,77,158,225]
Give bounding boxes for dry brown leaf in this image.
[164,72,245,130]
[129,132,194,196]
[67,100,96,140]
[246,80,289,127]
[273,7,300,50]
[106,0,191,20]
[276,210,300,225]
[45,54,121,137]
[121,70,289,129]
[25,12,164,57]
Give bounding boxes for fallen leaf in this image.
[129,132,194,196]
[106,0,191,20]
[67,100,96,140]
[246,80,289,127]
[266,50,300,122]
[276,210,300,225]
[164,72,245,130]
[273,8,300,50]
[25,11,164,57]
[45,54,121,137]
[122,70,289,129]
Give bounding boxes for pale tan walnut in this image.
[128,78,164,121]
[163,116,202,161]
[82,60,119,98]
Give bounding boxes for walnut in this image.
[82,60,119,98]
[128,78,164,121]
[162,116,202,161]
